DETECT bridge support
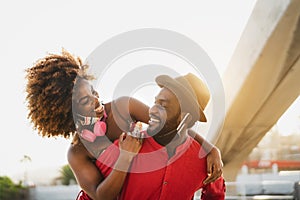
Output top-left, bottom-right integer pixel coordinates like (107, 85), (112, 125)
(215, 0), (300, 181)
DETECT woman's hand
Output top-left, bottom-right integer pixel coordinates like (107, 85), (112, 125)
(203, 147), (223, 185)
(119, 132), (143, 160)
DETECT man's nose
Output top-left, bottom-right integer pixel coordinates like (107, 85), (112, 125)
(149, 104), (159, 115)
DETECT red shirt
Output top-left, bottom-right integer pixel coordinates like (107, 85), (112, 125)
(96, 135), (225, 200)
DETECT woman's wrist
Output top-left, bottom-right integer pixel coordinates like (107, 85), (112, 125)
(113, 151), (135, 172)
(210, 146), (221, 155)
(119, 150), (136, 161)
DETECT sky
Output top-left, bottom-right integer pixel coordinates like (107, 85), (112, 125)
(0, 0), (298, 184)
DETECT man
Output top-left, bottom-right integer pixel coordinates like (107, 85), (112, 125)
(96, 73), (225, 199)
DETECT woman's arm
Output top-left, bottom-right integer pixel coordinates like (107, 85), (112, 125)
(68, 134), (142, 200)
(128, 97), (150, 123)
(188, 130), (223, 185)
(114, 96), (150, 125)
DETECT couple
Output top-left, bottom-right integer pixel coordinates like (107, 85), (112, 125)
(25, 50), (225, 199)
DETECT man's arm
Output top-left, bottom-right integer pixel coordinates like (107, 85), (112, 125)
(188, 130), (223, 184)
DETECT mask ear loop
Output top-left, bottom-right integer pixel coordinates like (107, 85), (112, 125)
(177, 113), (192, 134)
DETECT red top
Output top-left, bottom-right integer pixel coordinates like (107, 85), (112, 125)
(96, 135), (225, 200)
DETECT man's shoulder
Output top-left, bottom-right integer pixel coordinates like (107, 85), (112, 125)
(183, 134), (208, 159)
(186, 131), (201, 145)
(187, 129), (205, 147)
(187, 128), (198, 137)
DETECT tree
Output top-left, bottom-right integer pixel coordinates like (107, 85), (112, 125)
(20, 155), (32, 186)
(57, 164), (77, 185)
(0, 176), (29, 200)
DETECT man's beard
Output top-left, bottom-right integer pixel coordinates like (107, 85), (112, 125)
(147, 112), (181, 137)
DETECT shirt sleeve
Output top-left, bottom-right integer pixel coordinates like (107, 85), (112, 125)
(201, 177), (226, 200)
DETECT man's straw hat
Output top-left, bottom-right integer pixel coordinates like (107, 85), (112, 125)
(155, 73), (210, 122)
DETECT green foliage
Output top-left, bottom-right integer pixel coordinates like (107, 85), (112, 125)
(0, 176), (29, 200)
(57, 164), (77, 185)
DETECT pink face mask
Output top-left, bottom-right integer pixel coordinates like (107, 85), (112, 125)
(76, 111), (107, 142)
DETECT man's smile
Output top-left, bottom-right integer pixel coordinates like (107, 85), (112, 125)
(148, 115), (161, 126)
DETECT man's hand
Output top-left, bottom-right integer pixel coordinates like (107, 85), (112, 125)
(203, 147), (223, 185)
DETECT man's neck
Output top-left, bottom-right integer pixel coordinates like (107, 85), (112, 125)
(153, 129), (178, 146)
(153, 129), (188, 158)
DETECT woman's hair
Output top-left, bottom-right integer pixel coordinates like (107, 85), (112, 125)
(25, 50), (93, 138)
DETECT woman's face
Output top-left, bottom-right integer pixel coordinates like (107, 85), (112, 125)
(73, 79), (104, 118)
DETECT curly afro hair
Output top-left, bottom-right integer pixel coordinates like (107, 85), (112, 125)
(25, 50), (93, 138)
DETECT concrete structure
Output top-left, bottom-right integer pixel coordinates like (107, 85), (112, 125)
(215, 0), (300, 181)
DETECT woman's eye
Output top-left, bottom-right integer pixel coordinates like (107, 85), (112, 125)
(79, 97), (89, 105)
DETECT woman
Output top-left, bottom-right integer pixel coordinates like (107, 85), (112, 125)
(25, 50), (223, 200)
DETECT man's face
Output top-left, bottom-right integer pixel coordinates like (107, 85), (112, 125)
(147, 87), (182, 136)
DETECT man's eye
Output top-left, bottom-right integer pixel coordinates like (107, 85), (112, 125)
(156, 104), (166, 109)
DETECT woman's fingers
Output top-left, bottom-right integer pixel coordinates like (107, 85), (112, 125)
(119, 132), (126, 142)
(119, 133), (143, 154)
